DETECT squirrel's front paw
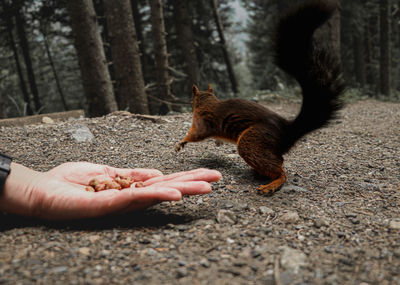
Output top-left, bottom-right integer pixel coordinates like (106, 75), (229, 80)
(215, 139), (224, 147)
(175, 142), (186, 152)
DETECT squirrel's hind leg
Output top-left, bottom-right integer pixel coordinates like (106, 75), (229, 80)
(256, 167), (287, 194)
(237, 126), (287, 194)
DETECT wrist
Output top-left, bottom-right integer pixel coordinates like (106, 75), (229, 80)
(0, 162), (41, 216)
(0, 153), (12, 194)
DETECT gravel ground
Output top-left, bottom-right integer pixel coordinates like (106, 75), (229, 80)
(0, 99), (399, 285)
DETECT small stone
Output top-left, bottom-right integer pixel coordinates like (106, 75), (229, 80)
(280, 246), (307, 274)
(280, 211), (300, 224)
(42, 116), (54, 124)
(281, 185), (309, 193)
(345, 213), (357, 218)
(53, 266), (68, 273)
(223, 203), (234, 209)
(339, 258), (353, 266)
(314, 218), (330, 228)
(68, 124), (94, 143)
(200, 258), (210, 268)
(259, 206), (274, 215)
(233, 260), (246, 267)
(178, 260), (187, 267)
(217, 210), (237, 225)
(78, 247), (91, 256)
(389, 219), (400, 230)
(88, 235), (101, 243)
(337, 231), (346, 238)
(194, 219), (215, 226)
(176, 268), (188, 278)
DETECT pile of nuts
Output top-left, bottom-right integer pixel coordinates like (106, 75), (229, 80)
(85, 175), (145, 192)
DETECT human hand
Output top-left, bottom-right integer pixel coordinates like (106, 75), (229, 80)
(0, 162), (221, 220)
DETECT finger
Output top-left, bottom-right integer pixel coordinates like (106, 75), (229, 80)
(123, 186), (182, 201)
(152, 181), (212, 195)
(144, 168), (221, 185)
(118, 186), (187, 213)
(79, 186), (182, 217)
(105, 167), (163, 181)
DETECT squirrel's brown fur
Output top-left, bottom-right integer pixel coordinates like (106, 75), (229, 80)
(175, 1), (345, 194)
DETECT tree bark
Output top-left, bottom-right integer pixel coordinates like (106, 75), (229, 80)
(0, 94), (6, 118)
(210, 0), (238, 94)
(104, 0), (149, 114)
(173, 0), (200, 97)
(149, 0), (174, 114)
(14, 0), (42, 113)
(40, 25), (69, 111)
(379, 0), (391, 96)
(67, 0), (118, 117)
(1, 0), (32, 115)
(365, 9), (380, 89)
(131, 0), (150, 81)
(353, 27), (366, 86)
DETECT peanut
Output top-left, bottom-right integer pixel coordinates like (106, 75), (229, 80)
(86, 175), (144, 192)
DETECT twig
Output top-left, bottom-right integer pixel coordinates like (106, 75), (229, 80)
(274, 256), (283, 285)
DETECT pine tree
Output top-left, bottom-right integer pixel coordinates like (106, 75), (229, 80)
(67, 0), (118, 117)
(104, 0), (149, 114)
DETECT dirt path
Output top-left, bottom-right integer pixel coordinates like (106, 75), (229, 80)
(0, 100), (399, 284)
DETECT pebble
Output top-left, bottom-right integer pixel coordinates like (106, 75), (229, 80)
(217, 210), (237, 224)
(88, 235), (101, 243)
(176, 268), (188, 278)
(68, 124), (94, 143)
(280, 246), (307, 274)
(53, 266), (68, 273)
(78, 247), (91, 256)
(42, 116), (54, 124)
(314, 217), (330, 228)
(389, 219), (400, 230)
(280, 211), (300, 224)
(200, 258), (210, 268)
(281, 185), (309, 193)
(259, 206), (274, 215)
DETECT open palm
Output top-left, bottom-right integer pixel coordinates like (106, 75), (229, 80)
(1, 162), (221, 220)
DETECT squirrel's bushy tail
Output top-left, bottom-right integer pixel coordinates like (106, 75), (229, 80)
(275, 0), (345, 154)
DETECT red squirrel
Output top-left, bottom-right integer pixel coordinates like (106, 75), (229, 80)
(175, 1), (345, 194)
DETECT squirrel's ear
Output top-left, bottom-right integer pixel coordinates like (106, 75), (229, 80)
(207, 84), (213, 93)
(192, 84), (200, 95)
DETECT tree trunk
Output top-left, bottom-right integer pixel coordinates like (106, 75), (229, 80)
(96, 0), (116, 97)
(104, 0), (149, 114)
(1, 0), (33, 115)
(0, 94), (6, 118)
(131, 0), (150, 81)
(364, 12), (375, 87)
(67, 0), (118, 117)
(210, 0), (238, 94)
(173, 0), (200, 97)
(41, 25), (69, 111)
(14, 0), (42, 113)
(379, 0), (391, 96)
(149, 0), (175, 114)
(353, 27), (366, 86)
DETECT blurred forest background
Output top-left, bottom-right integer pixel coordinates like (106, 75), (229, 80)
(0, 0), (399, 118)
